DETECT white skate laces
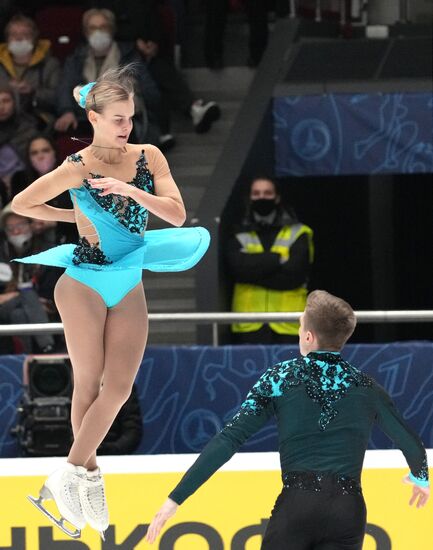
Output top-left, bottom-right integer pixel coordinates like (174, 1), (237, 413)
(62, 466), (85, 512)
(79, 468), (109, 539)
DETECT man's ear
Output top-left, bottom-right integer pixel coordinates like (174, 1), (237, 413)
(306, 330), (314, 344)
(136, 38), (145, 52)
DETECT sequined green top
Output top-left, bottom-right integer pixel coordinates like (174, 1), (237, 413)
(169, 351), (429, 505)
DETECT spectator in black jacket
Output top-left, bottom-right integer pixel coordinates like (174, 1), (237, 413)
(54, 8), (161, 143)
(0, 83), (38, 163)
(226, 176), (314, 345)
(0, 202), (59, 353)
(136, 29), (220, 149)
(10, 135), (77, 244)
(0, 13), (60, 124)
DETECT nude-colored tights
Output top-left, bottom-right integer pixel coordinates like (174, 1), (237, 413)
(54, 274), (148, 470)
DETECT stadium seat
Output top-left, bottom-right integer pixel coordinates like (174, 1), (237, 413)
(34, 5), (85, 62)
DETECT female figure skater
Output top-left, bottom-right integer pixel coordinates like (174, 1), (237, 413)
(11, 65), (209, 540)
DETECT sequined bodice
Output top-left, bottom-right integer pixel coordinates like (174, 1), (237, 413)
(228, 352), (373, 431)
(82, 151), (154, 234)
(67, 150), (154, 268)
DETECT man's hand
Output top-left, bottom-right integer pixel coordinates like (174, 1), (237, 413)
(145, 498), (178, 544)
(54, 112), (78, 133)
(403, 475), (430, 508)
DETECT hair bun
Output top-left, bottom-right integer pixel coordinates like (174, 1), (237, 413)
(73, 85), (83, 105)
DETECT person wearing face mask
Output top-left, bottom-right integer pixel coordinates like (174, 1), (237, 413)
(0, 14), (60, 124)
(0, 203), (56, 353)
(226, 176), (314, 344)
(11, 135), (77, 244)
(0, 84), (38, 164)
(55, 8), (160, 144)
(0, 144), (25, 208)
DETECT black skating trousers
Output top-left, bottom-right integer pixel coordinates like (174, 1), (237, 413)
(261, 477), (366, 550)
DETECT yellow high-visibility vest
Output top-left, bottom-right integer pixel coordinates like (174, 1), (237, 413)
(231, 224), (314, 335)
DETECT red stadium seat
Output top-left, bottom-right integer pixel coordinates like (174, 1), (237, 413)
(54, 133), (91, 160)
(157, 2), (177, 59)
(34, 5), (85, 62)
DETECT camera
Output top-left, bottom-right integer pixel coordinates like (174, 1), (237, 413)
(12, 355), (73, 456)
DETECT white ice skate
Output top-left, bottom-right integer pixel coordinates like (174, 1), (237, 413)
(28, 463), (87, 538)
(79, 468), (109, 540)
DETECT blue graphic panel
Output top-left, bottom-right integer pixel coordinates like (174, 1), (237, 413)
(1, 343), (432, 457)
(273, 93), (433, 176)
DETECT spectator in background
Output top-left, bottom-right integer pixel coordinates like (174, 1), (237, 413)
(136, 29), (220, 149)
(204, 0), (289, 69)
(84, 0), (161, 45)
(0, 83), (38, 164)
(0, 14), (60, 126)
(54, 8), (161, 144)
(0, 143), (24, 209)
(11, 135), (77, 244)
(0, 203), (59, 353)
(227, 176), (314, 344)
(98, 384), (143, 455)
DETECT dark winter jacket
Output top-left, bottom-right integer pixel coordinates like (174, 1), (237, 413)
(0, 39), (60, 115)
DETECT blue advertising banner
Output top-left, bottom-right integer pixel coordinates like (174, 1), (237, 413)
(273, 93), (433, 176)
(1, 342), (432, 457)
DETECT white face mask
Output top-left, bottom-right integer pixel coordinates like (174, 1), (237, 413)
(7, 232), (31, 249)
(88, 30), (112, 53)
(8, 39), (34, 57)
(31, 154), (56, 175)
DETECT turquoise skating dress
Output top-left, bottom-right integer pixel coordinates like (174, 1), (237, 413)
(14, 146), (210, 307)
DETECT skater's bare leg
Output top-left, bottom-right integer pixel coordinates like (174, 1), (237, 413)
(67, 282), (148, 467)
(54, 274), (107, 471)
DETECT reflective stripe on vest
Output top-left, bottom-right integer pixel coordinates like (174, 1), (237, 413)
(232, 224), (314, 335)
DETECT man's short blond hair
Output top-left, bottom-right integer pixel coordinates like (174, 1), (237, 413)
(304, 290), (356, 350)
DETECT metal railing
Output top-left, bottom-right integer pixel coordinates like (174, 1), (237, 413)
(1, 310), (433, 346)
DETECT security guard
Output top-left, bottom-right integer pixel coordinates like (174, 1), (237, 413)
(227, 176), (313, 344)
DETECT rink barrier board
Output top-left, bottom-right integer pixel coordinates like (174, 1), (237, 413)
(0, 449), (432, 550)
(2, 342), (433, 457)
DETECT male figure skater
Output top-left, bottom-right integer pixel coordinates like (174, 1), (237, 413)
(146, 290), (430, 549)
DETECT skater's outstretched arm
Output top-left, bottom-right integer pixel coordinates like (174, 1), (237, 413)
(374, 381), (430, 506)
(145, 367), (277, 543)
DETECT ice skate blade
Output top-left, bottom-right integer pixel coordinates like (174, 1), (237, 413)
(27, 494), (82, 539)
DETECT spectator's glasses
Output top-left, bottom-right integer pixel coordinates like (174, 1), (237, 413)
(4, 222), (31, 234)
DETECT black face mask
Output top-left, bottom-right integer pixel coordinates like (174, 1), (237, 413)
(251, 198), (277, 216)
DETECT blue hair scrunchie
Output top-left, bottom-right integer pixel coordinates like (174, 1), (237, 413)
(78, 82), (96, 108)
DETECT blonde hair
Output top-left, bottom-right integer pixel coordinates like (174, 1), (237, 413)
(304, 290), (356, 350)
(73, 65), (136, 113)
(82, 8), (116, 35)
